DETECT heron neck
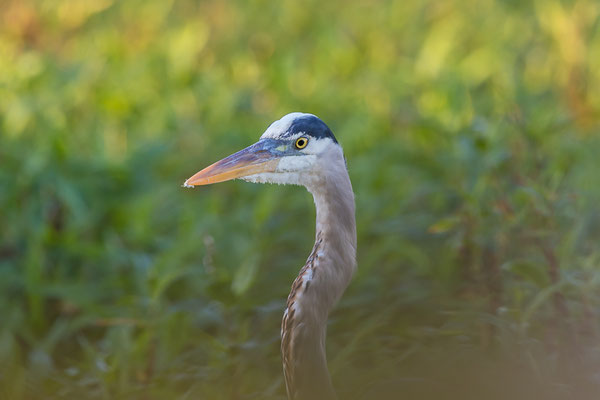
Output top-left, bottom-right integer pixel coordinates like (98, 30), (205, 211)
(311, 170), (357, 306)
(285, 168), (355, 400)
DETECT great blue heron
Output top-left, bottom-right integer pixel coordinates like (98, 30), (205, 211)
(184, 113), (356, 400)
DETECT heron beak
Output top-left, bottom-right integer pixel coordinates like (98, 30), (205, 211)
(184, 140), (282, 187)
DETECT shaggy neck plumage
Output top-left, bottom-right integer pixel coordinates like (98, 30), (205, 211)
(287, 164), (356, 400)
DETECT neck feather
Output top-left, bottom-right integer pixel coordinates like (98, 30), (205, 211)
(310, 167), (357, 312)
(282, 159), (356, 400)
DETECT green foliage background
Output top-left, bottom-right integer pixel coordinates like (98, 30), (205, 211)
(1, 0), (600, 398)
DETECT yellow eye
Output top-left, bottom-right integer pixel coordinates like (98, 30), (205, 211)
(295, 137), (308, 149)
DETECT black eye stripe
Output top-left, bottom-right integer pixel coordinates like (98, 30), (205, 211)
(283, 115), (338, 144)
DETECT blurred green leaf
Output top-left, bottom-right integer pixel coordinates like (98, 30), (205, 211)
(501, 259), (550, 287)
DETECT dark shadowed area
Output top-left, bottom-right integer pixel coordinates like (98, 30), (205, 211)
(1, 0), (600, 399)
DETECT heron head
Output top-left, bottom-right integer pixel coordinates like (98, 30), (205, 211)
(184, 113), (344, 189)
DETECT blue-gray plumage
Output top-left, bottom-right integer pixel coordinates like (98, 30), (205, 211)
(185, 113), (356, 400)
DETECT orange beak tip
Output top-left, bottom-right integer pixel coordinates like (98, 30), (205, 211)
(183, 141), (280, 189)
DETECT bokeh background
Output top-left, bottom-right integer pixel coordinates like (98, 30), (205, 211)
(1, 0), (600, 399)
